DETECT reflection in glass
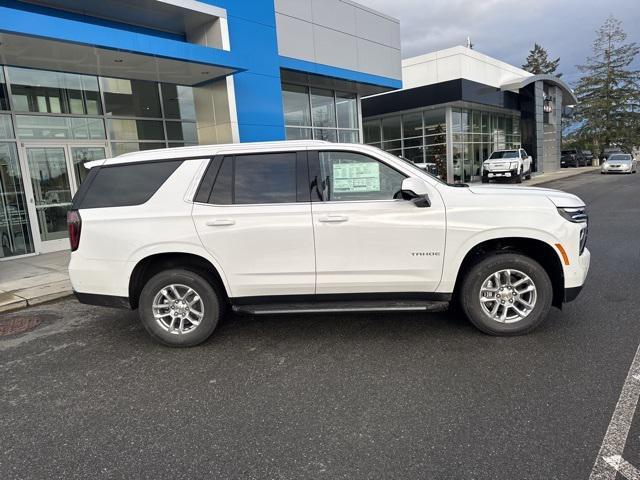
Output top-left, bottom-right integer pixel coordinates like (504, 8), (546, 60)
(282, 84), (311, 127)
(161, 84), (196, 120)
(336, 92), (357, 129)
(107, 119), (165, 141)
(9, 67), (101, 115)
(402, 112), (423, 138)
(101, 77), (161, 118)
(71, 147), (106, 185)
(110, 142), (166, 157)
(338, 130), (359, 143)
(310, 88), (336, 128)
(363, 120), (381, 143)
(26, 147), (72, 242)
(313, 129), (337, 142)
(166, 122), (198, 143)
(0, 69), (8, 111)
(285, 127), (312, 140)
(0, 142), (34, 257)
(0, 114), (14, 139)
(15, 115), (105, 140)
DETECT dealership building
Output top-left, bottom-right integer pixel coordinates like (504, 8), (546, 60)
(0, 0), (401, 259)
(361, 46), (578, 183)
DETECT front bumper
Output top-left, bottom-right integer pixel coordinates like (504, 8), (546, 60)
(484, 168), (518, 179)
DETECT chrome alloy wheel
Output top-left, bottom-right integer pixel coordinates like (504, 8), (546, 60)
(152, 284), (204, 335)
(479, 269), (537, 323)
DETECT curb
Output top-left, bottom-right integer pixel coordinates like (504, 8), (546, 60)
(0, 283), (74, 314)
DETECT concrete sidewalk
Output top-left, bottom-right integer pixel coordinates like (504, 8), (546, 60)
(0, 166), (599, 314)
(524, 166), (599, 186)
(0, 250), (72, 313)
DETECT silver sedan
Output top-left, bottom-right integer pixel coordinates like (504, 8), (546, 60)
(601, 154), (638, 174)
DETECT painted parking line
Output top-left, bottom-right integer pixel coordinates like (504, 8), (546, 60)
(589, 342), (640, 480)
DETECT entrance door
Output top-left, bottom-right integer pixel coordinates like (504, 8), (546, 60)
(23, 144), (106, 253)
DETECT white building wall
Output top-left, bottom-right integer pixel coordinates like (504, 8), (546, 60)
(274, 0), (401, 80)
(402, 46), (532, 89)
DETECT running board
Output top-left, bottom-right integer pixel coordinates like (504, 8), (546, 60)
(232, 300), (449, 315)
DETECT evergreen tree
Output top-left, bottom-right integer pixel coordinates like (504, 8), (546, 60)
(573, 16), (640, 154)
(522, 43), (561, 76)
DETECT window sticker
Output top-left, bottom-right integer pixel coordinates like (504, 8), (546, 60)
(332, 162), (380, 193)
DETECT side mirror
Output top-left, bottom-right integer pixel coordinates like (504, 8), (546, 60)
(400, 177), (431, 208)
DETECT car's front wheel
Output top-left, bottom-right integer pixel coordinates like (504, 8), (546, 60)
(460, 253), (553, 336)
(138, 269), (222, 347)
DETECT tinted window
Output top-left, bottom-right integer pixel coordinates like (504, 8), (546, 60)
(315, 151), (405, 202)
(75, 160), (182, 209)
(489, 151), (518, 159)
(209, 156), (233, 205)
(234, 153), (297, 204)
(608, 154), (631, 161)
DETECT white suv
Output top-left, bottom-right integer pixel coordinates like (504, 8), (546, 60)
(482, 149), (533, 183)
(68, 141), (590, 347)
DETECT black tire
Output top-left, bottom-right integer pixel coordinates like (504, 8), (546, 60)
(459, 253), (553, 336)
(515, 171), (523, 184)
(138, 268), (222, 347)
(481, 176), (489, 184)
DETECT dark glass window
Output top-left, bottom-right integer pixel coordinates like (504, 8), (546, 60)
(233, 153), (297, 204)
(0, 69), (8, 111)
(209, 156), (233, 205)
(100, 77), (161, 118)
(166, 122), (198, 142)
(161, 84), (196, 120)
(76, 161), (182, 209)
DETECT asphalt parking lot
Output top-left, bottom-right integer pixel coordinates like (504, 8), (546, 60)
(1, 171), (639, 480)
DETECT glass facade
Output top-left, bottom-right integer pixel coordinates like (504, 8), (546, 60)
(364, 108), (447, 179)
(0, 65), (202, 259)
(364, 104), (520, 183)
(282, 83), (359, 143)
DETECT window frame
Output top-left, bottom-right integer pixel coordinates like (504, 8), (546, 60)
(195, 151), (310, 206)
(308, 149), (408, 204)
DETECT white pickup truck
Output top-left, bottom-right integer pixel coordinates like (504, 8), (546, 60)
(482, 149), (533, 184)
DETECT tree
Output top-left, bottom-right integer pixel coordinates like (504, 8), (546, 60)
(522, 43), (561, 77)
(573, 16), (640, 155)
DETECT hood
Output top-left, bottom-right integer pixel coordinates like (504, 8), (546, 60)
(468, 184), (585, 208)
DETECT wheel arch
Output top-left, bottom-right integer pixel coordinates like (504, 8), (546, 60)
(452, 237), (565, 308)
(128, 252), (230, 309)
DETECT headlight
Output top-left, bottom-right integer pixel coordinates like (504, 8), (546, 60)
(557, 206), (588, 223)
(510, 161), (519, 169)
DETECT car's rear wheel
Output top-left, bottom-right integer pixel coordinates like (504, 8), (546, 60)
(460, 253), (553, 336)
(139, 268), (222, 347)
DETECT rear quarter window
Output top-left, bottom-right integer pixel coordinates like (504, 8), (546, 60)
(73, 160), (183, 209)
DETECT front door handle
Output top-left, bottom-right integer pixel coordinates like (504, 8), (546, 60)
(318, 215), (348, 223)
(206, 219), (235, 227)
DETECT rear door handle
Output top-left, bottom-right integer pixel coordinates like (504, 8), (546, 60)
(206, 219), (235, 227)
(318, 215), (348, 223)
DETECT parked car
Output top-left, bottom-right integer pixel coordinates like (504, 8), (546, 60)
(68, 141), (590, 346)
(582, 150), (594, 165)
(561, 149), (587, 167)
(481, 148), (533, 183)
(601, 153), (637, 174)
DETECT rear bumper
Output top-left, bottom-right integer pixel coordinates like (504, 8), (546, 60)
(74, 291), (131, 309)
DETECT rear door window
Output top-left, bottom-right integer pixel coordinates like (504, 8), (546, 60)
(206, 152), (305, 205)
(73, 160), (182, 209)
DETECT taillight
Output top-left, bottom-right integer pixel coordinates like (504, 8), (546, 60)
(67, 210), (82, 251)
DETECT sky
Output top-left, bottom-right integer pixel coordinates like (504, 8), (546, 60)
(365, 0), (640, 86)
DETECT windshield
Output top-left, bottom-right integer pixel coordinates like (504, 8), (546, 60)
(489, 150), (518, 159)
(608, 154), (632, 161)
